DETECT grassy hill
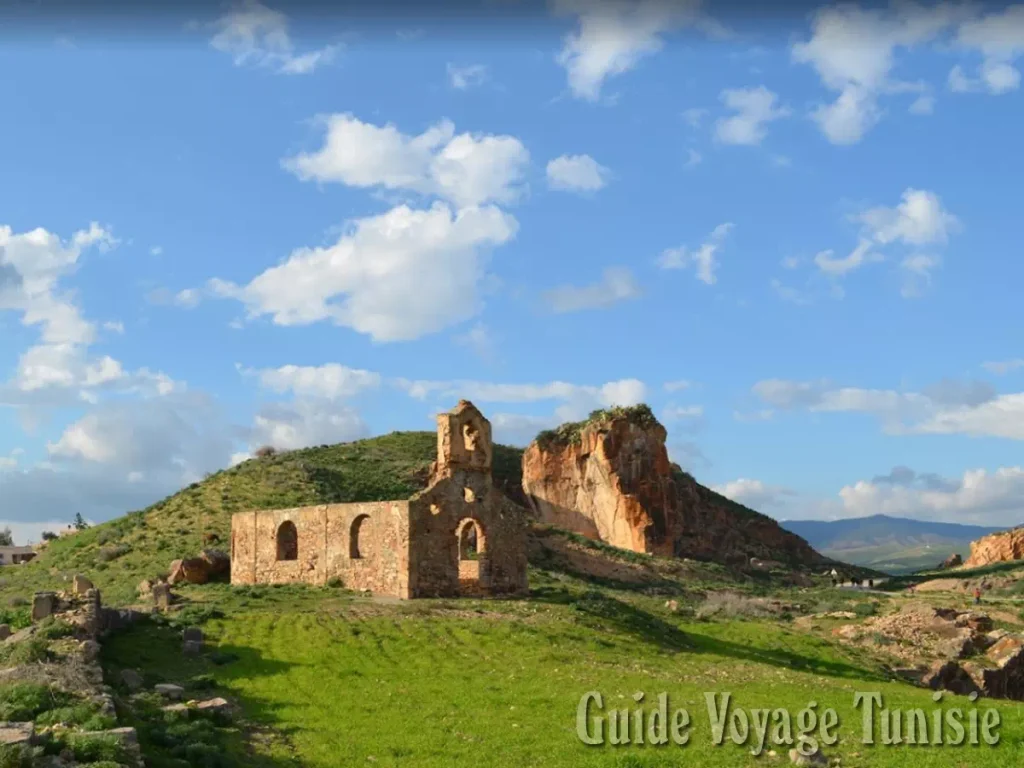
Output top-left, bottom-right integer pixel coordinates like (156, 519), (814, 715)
(780, 514), (1002, 574)
(0, 431), (525, 607)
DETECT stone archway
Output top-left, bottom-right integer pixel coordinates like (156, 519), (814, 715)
(456, 518), (487, 595)
(276, 521), (298, 561)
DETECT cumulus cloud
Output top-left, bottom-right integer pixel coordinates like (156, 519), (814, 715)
(210, 203), (517, 342)
(657, 222), (733, 284)
(950, 6), (1024, 95)
(282, 114), (530, 209)
(395, 375), (647, 423)
(792, 3), (966, 143)
(751, 376), (1024, 440)
(553, 0), (701, 101)
(542, 267), (640, 313)
(839, 465), (1024, 526)
(808, 188), (958, 293)
(244, 363), (382, 400)
(210, 0), (339, 75)
(714, 86), (789, 145)
(248, 400), (368, 451)
(546, 154), (611, 192)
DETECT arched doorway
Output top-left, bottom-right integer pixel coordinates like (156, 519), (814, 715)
(455, 518), (487, 595)
(350, 514), (370, 560)
(276, 521), (298, 561)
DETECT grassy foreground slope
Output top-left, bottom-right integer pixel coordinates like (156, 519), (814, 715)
(0, 432), (525, 607)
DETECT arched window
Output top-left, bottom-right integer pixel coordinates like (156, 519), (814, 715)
(350, 515), (370, 559)
(276, 521), (298, 561)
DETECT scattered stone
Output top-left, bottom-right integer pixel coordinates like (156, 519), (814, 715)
(120, 669), (143, 690)
(664, 600), (679, 612)
(31, 591), (57, 622)
(152, 582), (173, 611)
(0, 721), (33, 747)
(183, 627), (204, 644)
(199, 549), (231, 578)
(789, 745), (827, 766)
(0, 624), (10, 641)
(79, 640), (101, 663)
(162, 703), (189, 714)
(194, 697), (231, 715)
(183, 641), (204, 655)
(137, 579), (153, 596)
(71, 574), (94, 596)
(155, 683), (185, 700)
(168, 557), (212, 585)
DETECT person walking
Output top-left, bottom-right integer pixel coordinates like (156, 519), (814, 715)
(974, 586), (982, 605)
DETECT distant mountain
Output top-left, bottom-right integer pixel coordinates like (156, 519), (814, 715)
(779, 514), (1005, 574)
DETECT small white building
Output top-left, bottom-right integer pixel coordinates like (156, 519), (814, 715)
(0, 546), (37, 566)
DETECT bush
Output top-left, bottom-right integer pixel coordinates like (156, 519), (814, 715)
(695, 592), (772, 621)
(853, 601), (879, 618)
(60, 733), (126, 764)
(326, 576), (344, 588)
(36, 617), (78, 640)
(0, 637), (51, 666)
(98, 543), (131, 562)
(0, 745), (35, 768)
(254, 445), (277, 459)
(0, 683), (72, 721)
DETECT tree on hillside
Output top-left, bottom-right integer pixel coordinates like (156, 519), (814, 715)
(0, 527), (13, 546)
(254, 445), (277, 459)
(41, 531), (58, 541)
(73, 513), (90, 531)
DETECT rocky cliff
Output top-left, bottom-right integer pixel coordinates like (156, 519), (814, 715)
(965, 527), (1024, 568)
(521, 405), (824, 567)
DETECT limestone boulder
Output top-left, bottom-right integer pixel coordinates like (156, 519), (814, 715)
(0, 722), (33, 747)
(152, 582), (173, 611)
(0, 624), (10, 641)
(31, 592), (57, 622)
(199, 549), (230, 579)
(167, 557), (211, 585)
(71, 574), (94, 596)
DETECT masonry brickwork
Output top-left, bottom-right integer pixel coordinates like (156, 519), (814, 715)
(230, 401), (529, 598)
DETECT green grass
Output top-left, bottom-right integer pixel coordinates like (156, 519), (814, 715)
(100, 582), (1023, 768)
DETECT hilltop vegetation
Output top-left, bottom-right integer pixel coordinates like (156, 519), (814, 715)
(0, 431), (525, 606)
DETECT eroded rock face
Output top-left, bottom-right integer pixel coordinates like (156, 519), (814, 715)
(940, 553), (963, 569)
(521, 411), (823, 566)
(965, 528), (1024, 568)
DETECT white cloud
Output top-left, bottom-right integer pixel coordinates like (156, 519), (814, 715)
(489, 413), (559, 447)
(554, 0), (700, 101)
(792, 3), (965, 143)
(983, 359), (1024, 375)
(210, 0), (339, 75)
(951, 6), (1024, 95)
(282, 114), (530, 209)
(546, 154), (611, 192)
(150, 246), (163, 256)
(248, 399), (368, 451)
(663, 380), (691, 392)
(210, 202), (517, 342)
(102, 320), (125, 334)
(662, 404), (704, 429)
(542, 267), (640, 312)
(838, 465), (1024, 526)
(858, 188), (960, 246)
(751, 376), (1024, 441)
(395, 376), (647, 422)
(657, 222), (733, 284)
(246, 363), (382, 400)
(813, 239), (879, 277)
(714, 86), (789, 145)
(712, 478), (796, 509)
(447, 63), (488, 90)
(684, 148), (702, 167)
(682, 107), (708, 128)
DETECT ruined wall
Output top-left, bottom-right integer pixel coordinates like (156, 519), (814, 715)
(407, 472), (528, 598)
(230, 502), (410, 597)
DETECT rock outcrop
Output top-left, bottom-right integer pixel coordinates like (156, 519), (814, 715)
(965, 527), (1024, 568)
(939, 553), (963, 569)
(521, 406), (824, 566)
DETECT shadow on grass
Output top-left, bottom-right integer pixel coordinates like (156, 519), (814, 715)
(101, 618), (303, 768)
(532, 586), (885, 683)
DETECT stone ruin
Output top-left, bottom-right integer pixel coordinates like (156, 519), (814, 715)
(230, 400), (529, 598)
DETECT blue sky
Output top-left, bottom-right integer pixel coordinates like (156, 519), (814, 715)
(2, 0), (1024, 542)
